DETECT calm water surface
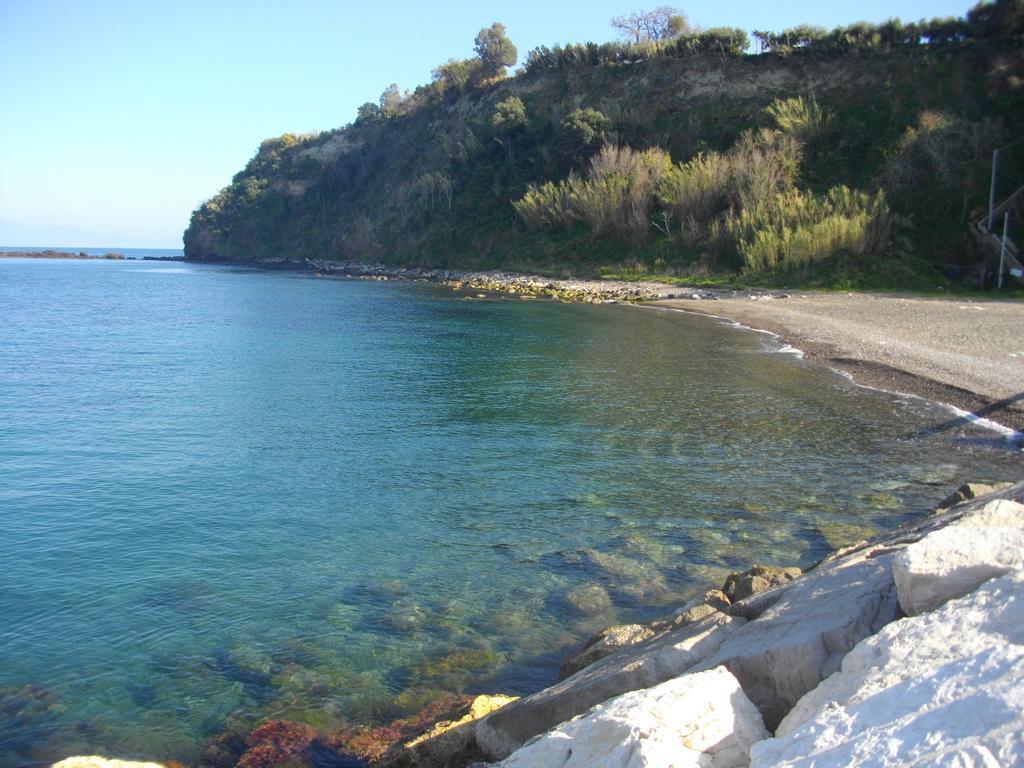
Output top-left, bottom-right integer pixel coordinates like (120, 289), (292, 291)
(0, 258), (1020, 764)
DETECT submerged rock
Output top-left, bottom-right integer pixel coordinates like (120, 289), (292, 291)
(721, 565), (801, 603)
(236, 720), (318, 768)
(752, 569), (1024, 767)
(498, 667), (767, 768)
(564, 583), (613, 615)
(582, 548), (664, 584)
(814, 520), (878, 551)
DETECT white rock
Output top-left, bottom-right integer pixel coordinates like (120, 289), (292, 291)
(476, 613), (744, 759)
(894, 499), (1024, 616)
(957, 497), (1024, 528)
(751, 569), (1024, 768)
(52, 759), (166, 768)
(498, 667), (767, 768)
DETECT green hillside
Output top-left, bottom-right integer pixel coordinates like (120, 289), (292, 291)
(183, 1), (1024, 289)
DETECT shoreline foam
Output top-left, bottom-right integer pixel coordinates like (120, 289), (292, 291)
(639, 303), (1023, 444)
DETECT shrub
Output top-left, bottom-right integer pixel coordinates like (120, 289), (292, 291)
(560, 108), (612, 158)
(655, 152), (733, 239)
(431, 58), (485, 94)
(763, 96), (832, 141)
(882, 111), (1002, 221)
(655, 129), (800, 238)
(728, 186), (893, 272)
(514, 145), (671, 242)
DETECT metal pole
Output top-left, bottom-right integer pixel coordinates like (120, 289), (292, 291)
(988, 148), (999, 232)
(998, 210), (1010, 289)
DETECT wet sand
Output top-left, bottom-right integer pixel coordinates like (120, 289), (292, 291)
(649, 292), (1024, 434)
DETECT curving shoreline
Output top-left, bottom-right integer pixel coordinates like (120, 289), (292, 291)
(297, 259), (1024, 437)
(649, 293), (1024, 436)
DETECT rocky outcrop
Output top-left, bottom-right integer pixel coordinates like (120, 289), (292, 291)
(497, 667), (767, 768)
(558, 589), (733, 679)
(476, 612), (744, 759)
(558, 623), (657, 679)
(893, 498), (1024, 616)
(692, 545), (902, 730)
(936, 481), (1013, 510)
(751, 569), (1024, 767)
(378, 695), (517, 768)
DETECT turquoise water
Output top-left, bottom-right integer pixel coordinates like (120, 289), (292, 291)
(0, 258), (1019, 765)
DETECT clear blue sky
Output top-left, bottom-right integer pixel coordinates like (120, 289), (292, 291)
(0, 0), (975, 248)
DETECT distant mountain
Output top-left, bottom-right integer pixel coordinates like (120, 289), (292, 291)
(0, 220), (114, 248)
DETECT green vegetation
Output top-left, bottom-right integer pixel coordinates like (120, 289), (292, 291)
(491, 96), (527, 160)
(184, 1), (1024, 290)
(474, 22), (518, 79)
(611, 6), (690, 43)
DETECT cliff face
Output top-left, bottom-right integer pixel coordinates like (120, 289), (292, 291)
(183, 34), (1023, 278)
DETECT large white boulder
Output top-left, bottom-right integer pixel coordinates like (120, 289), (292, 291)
(52, 760), (166, 768)
(750, 569), (1024, 767)
(476, 612), (744, 759)
(893, 499), (1024, 616)
(498, 666), (767, 768)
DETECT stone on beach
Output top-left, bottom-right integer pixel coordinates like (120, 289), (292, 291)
(497, 667), (767, 768)
(751, 569), (1024, 768)
(475, 612), (744, 759)
(893, 498), (1024, 616)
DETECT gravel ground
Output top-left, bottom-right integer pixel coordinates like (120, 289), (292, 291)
(650, 292), (1024, 434)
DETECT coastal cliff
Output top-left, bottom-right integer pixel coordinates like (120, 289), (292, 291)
(183, 2), (1024, 289)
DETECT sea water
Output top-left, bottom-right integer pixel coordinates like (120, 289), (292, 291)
(0, 258), (1019, 764)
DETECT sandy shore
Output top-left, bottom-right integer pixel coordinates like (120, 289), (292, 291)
(650, 293), (1024, 434)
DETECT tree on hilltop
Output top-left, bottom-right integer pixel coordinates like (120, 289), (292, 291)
(474, 22), (518, 79)
(431, 57), (486, 94)
(379, 83), (404, 118)
(356, 102), (380, 122)
(611, 6), (690, 43)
